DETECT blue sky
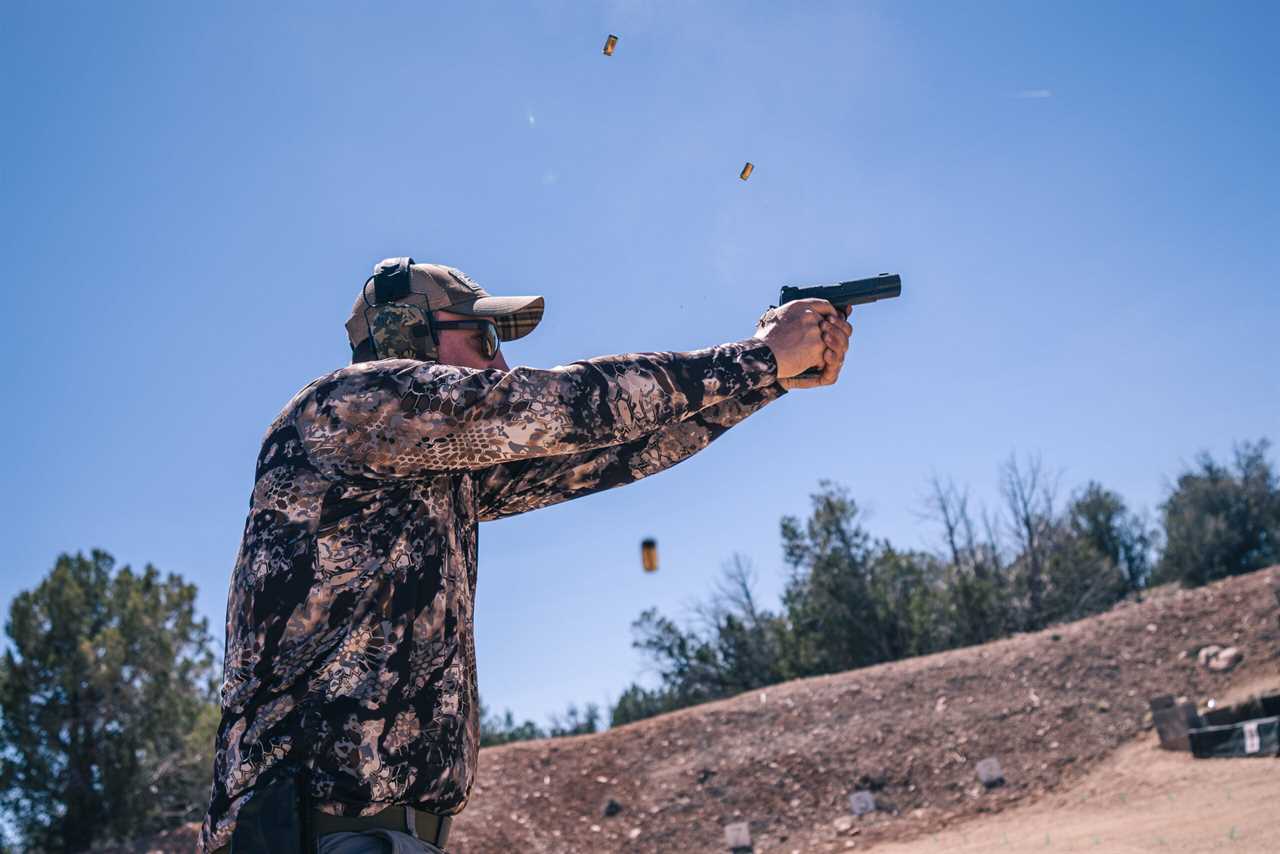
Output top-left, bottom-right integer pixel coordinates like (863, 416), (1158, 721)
(2, 1), (1277, 727)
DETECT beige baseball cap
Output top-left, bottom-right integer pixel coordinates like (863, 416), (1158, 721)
(345, 257), (545, 350)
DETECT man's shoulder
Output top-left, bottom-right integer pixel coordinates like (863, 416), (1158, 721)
(295, 359), (425, 400)
(322, 357), (425, 384)
(283, 359), (478, 419)
(321, 358), (475, 384)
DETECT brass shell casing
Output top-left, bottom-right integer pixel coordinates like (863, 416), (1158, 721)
(640, 538), (658, 572)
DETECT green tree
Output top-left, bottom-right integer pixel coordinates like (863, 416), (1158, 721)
(1067, 481), (1155, 595)
(779, 481), (888, 674)
(998, 461), (1146, 627)
(781, 484), (953, 671)
(1155, 439), (1280, 586)
(701, 556), (793, 690)
(609, 683), (684, 728)
(478, 697), (603, 746)
(1023, 481), (1155, 625)
(864, 546), (951, 658)
(926, 476), (1014, 646)
(999, 454), (1057, 630)
(477, 697), (545, 747)
(1038, 518), (1129, 624)
(0, 550), (218, 853)
(546, 702), (601, 738)
(614, 556), (791, 725)
(627, 607), (727, 705)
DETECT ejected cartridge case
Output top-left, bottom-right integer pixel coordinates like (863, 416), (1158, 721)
(739, 162), (754, 180)
(603, 34), (618, 56)
(640, 538), (658, 572)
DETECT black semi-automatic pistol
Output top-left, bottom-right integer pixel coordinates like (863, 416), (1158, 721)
(776, 273), (902, 379)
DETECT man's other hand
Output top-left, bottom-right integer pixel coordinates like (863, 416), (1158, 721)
(753, 300), (852, 389)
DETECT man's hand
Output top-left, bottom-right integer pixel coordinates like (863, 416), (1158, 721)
(753, 300), (852, 390)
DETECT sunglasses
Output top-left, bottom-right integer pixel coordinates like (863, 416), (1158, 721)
(432, 319), (501, 360)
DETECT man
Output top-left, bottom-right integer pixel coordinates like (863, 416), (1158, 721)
(199, 258), (852, 854)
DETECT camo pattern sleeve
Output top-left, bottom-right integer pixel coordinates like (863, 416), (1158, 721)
(297, 339), (781, 477)
(474, 383), (786, 521)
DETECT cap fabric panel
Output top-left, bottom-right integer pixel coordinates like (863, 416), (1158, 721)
(345, 261), (544, 349)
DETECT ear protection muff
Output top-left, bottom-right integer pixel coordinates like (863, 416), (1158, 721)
(359, 256), (441, 361)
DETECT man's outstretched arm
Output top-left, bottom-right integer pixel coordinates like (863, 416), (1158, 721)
(297, 340), (781, 478)
(296, 299), (847, 480)
(473, 382), (786, 521)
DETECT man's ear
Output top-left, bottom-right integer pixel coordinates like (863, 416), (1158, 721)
(369, 304), (437, 361)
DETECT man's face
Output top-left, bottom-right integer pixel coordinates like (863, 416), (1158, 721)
(434, 309), (510, 371)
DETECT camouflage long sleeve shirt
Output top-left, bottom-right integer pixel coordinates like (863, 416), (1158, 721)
(198, 339), (784, 852)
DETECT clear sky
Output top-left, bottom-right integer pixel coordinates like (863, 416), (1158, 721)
(2, 1), (1277, 727)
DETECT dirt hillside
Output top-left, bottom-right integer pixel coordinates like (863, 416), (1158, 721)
(110, 567), (1279, 853)
(447, 566), (1279, 853)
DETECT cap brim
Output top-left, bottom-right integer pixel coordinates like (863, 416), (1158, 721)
(448, 295), (544, 341)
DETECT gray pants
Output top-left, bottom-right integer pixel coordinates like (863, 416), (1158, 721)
(317, 830), (446, 854)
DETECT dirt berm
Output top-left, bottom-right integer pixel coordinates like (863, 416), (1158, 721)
(448, 567), (1279, 853)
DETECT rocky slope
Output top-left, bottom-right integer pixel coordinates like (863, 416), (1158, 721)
(448, 567), (1279, 853)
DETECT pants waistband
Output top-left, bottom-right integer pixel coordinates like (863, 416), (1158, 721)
(210, 804), (452, 854)
(314, 804), (451, 846)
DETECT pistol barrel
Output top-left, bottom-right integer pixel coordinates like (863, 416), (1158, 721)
(778, 273), (902, 307)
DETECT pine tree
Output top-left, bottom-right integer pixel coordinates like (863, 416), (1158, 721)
(0, 550), (218, 853)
